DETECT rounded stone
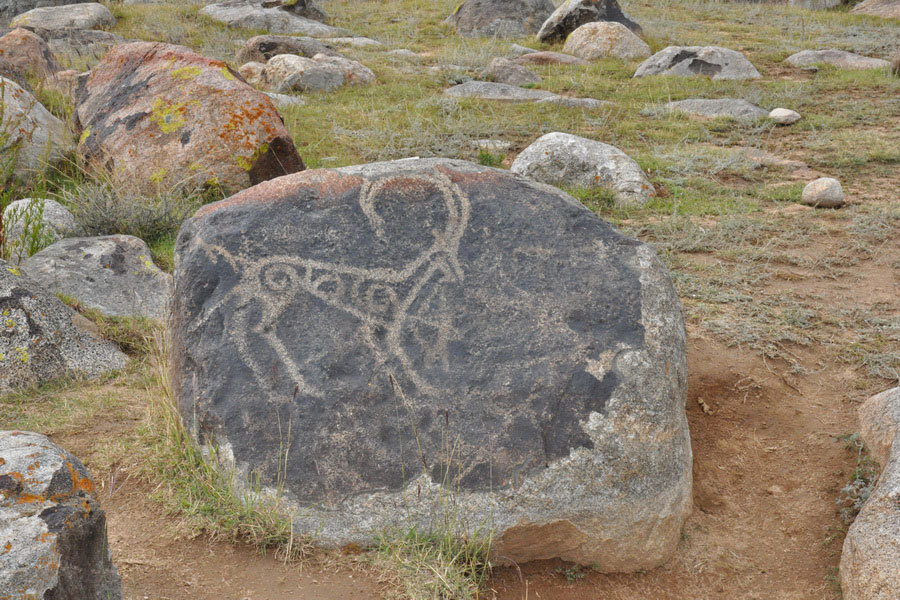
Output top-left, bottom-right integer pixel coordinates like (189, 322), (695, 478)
(562, 21), (651, 61)
(172, 158), (691, 569)
(769, 107), (802, 125)
(1, 198), (76, 263)
(801, 177), (844, 208)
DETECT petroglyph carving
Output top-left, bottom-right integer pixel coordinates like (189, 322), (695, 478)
(188, 171), (471, 399)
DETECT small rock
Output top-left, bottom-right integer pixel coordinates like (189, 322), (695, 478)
(386, 49), (418, 58)
(766, 485), (784, 495)
(515, 50), (589, 65)
(22, 235), (173, 320)
(511, 132), (654, 206)
(263, 53), (375, 92)
(851, 0), (900, 18)
(236, 34), (340, 64)
(537, 0), (642, 42)
(0, 259), (127, 391)
(661, 98), (767, 121)
(0, 28), (60, 87)
(635, 46), (761, 80)
(562, 21), (650, 60)
(472, 138), (513, 152)
(537, 96), (609, 109)
(769, 108), (801, 125)
(1, 198), (76, 263)
(481, 57), (541, 85)
(200, 0), (346, 37)
(0, 75), (72, 185)
(449, 0), (556, 38)
(509, 43), (539, 57)
(321, 36), (383, 48)
(785, 49), (890, 70)
(238, 60), (266, 86)
(10, 2), (115, 30)
(801, 177), (844, 208)
(444, 80), (557, 102)
(265, 91), (306, 107)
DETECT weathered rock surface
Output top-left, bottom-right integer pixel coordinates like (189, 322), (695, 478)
(238, 60), (265, 86)
(0, 431), (122, 600)
(0, 259), (126, 391)
(449, 0), (555, 37)
(263, 53), (375, 92)
(662, 98), (767, 121)
(444, 80), (558, 101)
(22, 235), (172, 320)
(801, 177), (844, 208)
(75, 42), (304, 195)
(769, 107), (801, 125)
(790, 0), (841, 8)
(39, 28), (123, 65)
(515, 50), (589, 65)
(0, 75), (72, 184)
(481, 57), (541, 85)
(0, 27), (59, 86)
(841, 387), (900, 600)
(172, 157), (691, 568)
(0, 0), (69, 24)
(538, 0), (642, 42)
(236, 34), (340, 65)
(851, 0), (900, 18)
(635, 46), (762, 80)
(562, 21), (651, 60)
(858, 387), (900, 467)
(9, 2), (114, 30)
(2, 198), (76, 263)
(200, 0), (344, 37)
(511, 132), (654, 205)
(785, 49), (890, 70)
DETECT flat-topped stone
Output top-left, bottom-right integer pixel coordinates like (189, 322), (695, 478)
(785, 49), (890, 70)
(635, 46), (761, 80)
(662, 98), (768, 121)
(444, 80), (558, 101)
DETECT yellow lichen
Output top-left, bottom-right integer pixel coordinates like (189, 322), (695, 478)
(79, 126), (91, 145)
(5, 266), (21, 276)
(149, 168), (167, 184)
(172, 66), (203, 80)
(235, 142), (270, 171)
(15, 347), (28, 363)
(149, 97), (188, 134)
(221, 67), (236, 81)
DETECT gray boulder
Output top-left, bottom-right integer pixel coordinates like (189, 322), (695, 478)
(841, 387), (900, 600)
(562, 21), (650, 60)
(262, 53), (375, 92)
(172, 158), (691, 568)
(851, 0), (900, 18)
(515, 50), (590, 65)
(444, 80), (558, 101)
(1, 197), (76, 263)
(0, 75), (73, 184)
(39, 28), (124, 66)
(0, 431), (122, 600)
(0, 0), (69, 24)
(236, 34), (340, 64)
(481, 57), (541, 85)
(200, 0), (344, 37)
(634, 46), (762, 80)
(9, 3), (114, 30)
(511, 132), (654, 206)
(661, 98), (768, 121)
(0, 258), (126, 391)
(449, 0), (555, 37)
(769, 107), (801, 125)
(785, 49), (890, 70)
(22, 235), (172, 320)
(537, 0), (642, 42)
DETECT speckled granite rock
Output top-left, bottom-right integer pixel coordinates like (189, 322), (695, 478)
(75, 42), (304, 195)
(0, 258), (126, 392)
(22, 235), (172, 320)
(0, 431), (121, 600)
(661, 98), (767, 121)
(172, 158), (691, 569)
(449, 0), (555, 37)
(9, 2), (115, 30)
(785, 49), (890, 70)
(635, 46), (761, 80)
(537, 0), (642, 42)
(841, 387), (900, 600)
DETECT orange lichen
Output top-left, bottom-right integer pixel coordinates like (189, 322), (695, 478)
(67, 461), (95, 495)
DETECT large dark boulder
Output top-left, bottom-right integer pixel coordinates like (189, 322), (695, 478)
(537, 0), (642, 42)
(75, 41), (304, 195)
(172, 158), (691, 569)
(0, 431), (122, 600)
(449, 0), (555, 38)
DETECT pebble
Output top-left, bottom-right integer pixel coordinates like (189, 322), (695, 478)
(769, 108), (801, 125)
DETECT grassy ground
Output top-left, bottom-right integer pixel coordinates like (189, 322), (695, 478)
(2, 0), (899, 598)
